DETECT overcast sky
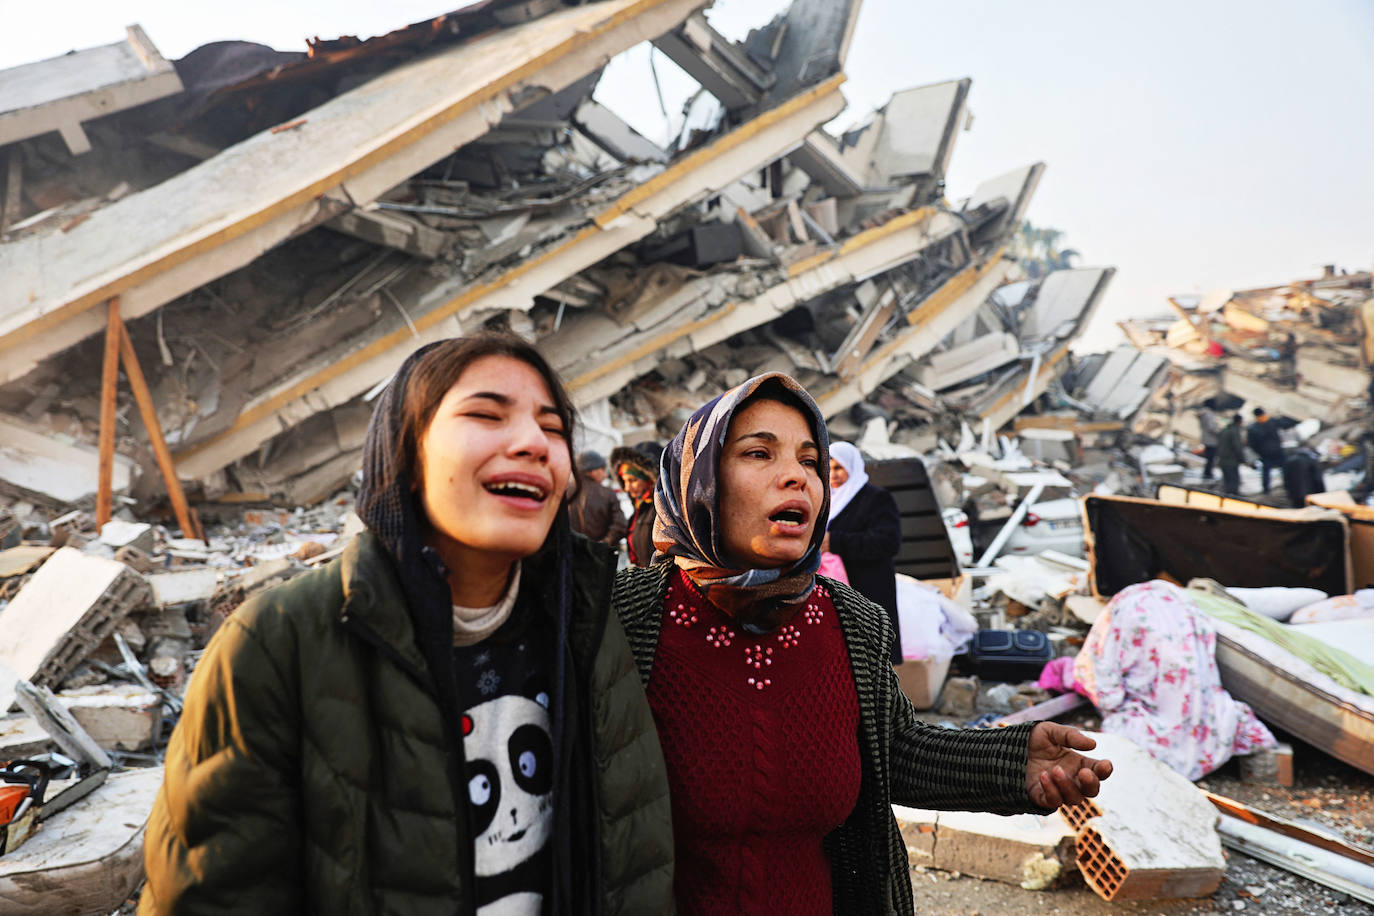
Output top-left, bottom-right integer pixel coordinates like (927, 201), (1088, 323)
(6, 0), (1372, 350)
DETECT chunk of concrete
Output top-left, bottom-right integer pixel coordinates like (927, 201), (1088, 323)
(1059, 732), (1225, 901)
(0, 547), (151, 689)
(146, 568), (219, 607)
(895, 806), (1077, 890)
(97, 520), (154, 553)
(59, 684), (160, 751)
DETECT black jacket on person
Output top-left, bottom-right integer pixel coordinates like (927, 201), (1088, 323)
(827, 483), (902, 642)
(1246, 418), (1285, 460)
(1282, 448), (1326, 508)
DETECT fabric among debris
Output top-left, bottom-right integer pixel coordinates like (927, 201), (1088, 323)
(1073, 580), (1277, 780)
(1187, 587), (1374, 696)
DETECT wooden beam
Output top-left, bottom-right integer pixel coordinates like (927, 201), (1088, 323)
(115, 318), (202, 541)
(95, 298), (121, 526)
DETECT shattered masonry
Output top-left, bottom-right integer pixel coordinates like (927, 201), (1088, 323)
(0, 0), (1113, 509)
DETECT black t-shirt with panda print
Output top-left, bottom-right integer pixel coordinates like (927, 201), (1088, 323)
(453, 603), (555, 916)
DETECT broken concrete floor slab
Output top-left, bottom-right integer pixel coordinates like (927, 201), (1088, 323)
(0, 547), (151, 689)
(895, 805), (1078, 890)
(1060, 732), (1226, 901)
(0, 767), (162, 915)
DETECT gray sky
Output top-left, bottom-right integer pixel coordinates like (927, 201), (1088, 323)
(6, 0), (1372, 351)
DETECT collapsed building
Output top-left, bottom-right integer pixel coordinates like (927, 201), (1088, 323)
(0, 0), (1116, 514)
(1120, 269), (1374, 447)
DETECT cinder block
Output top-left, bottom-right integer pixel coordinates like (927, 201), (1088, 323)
(0, 548), (151, 689)
(1060, 732), (1225, 902)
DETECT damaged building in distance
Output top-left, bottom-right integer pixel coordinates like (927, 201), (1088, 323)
(0, 0), (1113, 513)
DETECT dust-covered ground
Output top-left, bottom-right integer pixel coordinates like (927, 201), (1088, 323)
(908, 724), (1374, 916)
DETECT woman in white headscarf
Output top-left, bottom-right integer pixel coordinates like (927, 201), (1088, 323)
(823, 442), (903, 661)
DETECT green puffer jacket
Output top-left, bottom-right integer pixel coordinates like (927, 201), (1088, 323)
(614, 562), (1041, 916)
(141, 531), (674, 915)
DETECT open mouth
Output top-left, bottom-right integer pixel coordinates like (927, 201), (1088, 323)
(769, 508), (808, 525)
(507, 828), (527, 842)
(483, 481), (549, 502)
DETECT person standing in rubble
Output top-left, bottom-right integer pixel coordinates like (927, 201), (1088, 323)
(570, 450), (628, 547)
(1217, 413), (1246, 495)
(141, 333), (673, 915)
(612, 444), (659, 567)
(1197, 401), (1221, 481)
(614, 372), (1113, 916)
(1282, 441), (1326, 508)
(823, 441), (902, 662)
(1246, 407), (1286, 495)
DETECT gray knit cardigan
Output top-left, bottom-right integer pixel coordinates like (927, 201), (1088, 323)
(613, 561), (1043, 916)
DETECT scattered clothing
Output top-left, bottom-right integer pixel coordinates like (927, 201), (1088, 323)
(1073, 580), (1276, 780)
(1290, 589), (1374, 624)
(1188, 586), (1374, 696)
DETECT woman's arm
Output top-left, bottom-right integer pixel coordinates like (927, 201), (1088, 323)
(886, 670), (1041, 815)
(141, 605), (304, 914)
(827, 486), (900, 560)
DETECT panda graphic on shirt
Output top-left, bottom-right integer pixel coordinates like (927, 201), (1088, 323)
(462, 679), (553, 916)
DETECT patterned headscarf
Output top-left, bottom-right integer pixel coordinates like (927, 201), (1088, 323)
(653, 372), (830, 627)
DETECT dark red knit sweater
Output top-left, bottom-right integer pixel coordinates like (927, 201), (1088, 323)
(646, 569), (861, 915)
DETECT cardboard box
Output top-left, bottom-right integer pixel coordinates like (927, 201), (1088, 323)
(894, 655), (951, 709)
(892, 574), (966, 709)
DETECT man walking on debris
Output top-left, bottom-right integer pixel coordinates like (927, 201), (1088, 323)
(1246, 407), (1286, 495)
(1197, 401), (1221, 481)
(570, 450), (627, 546)
(1217, 413), (1246, 496)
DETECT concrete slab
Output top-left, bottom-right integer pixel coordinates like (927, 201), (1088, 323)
(0, 767), (162, 915)
(0, 26), (182, 154)
(895, 806), (1078, 890)
(0, 415), (136, 505)
(0, 547), (151, 689)
(146, 568), (221, 607)
(0, 0), (710, 382)
(1060, 732), (1225, 901)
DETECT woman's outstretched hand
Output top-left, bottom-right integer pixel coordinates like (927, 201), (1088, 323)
(1024, 722), (1114, 809)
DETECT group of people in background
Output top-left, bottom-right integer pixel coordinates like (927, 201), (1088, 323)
(139, 331), (1112, 916)
(1198, 401), (1325, 506)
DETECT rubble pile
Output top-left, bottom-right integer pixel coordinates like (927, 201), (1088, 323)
(1, 1), (1371, 913)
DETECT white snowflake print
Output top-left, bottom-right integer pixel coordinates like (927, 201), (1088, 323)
(476, 669), (501, 696)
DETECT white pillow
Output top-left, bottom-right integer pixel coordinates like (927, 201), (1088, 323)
(1225, 586), (1329, 621)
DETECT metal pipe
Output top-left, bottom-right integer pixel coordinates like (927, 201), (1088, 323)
(976, 482), (1045, 568)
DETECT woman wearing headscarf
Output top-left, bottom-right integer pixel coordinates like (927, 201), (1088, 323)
(611, 444), (658, 568)
(613, 373), (1112, 916)
(824, 442), (901, 661)
(142, 333), (674, 915)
